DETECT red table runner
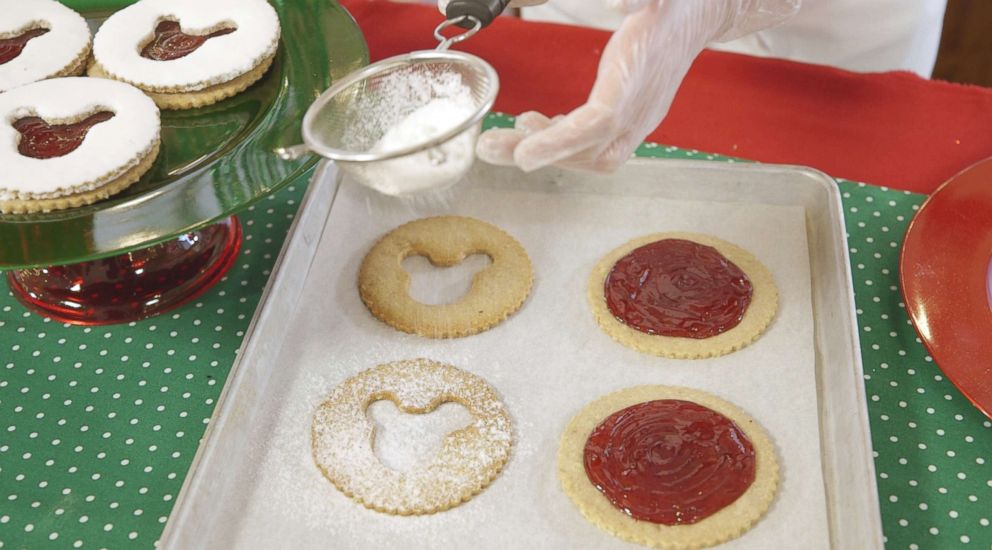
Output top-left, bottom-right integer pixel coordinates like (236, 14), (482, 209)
(340, 0), (992, 194)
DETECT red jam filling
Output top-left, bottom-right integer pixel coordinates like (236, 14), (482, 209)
(14, 112), (115, 159)
(0, 28), (50, 65)
(583, 399), (756, 525)
(141, 21), (235, 61)
(604, 239), (753, 339)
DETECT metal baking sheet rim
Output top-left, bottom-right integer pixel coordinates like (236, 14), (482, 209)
(159, 158), (883, 550)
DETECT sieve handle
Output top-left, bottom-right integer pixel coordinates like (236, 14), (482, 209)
(445, 0), (510, 29)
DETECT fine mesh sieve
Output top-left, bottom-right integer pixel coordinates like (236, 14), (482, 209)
(278, 16), (499, 196)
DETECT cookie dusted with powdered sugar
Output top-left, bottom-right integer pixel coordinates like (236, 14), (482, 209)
(0, 0), (91, 93)
(0, 77), (160, 214)
(311, 359), (514, 515)
(89, 0), (280, 110)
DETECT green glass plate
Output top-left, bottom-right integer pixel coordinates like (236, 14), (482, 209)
(0, 0), (368, 269)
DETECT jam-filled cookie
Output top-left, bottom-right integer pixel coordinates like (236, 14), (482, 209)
(89, 0), (280, 110)
(0, 77), (160, 214)
(0, 0), (91, 93)
(559, 385), (779, 549)
(588, 232), (778, 359)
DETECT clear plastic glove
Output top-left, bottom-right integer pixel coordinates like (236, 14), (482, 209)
(477, 0), (800, 172)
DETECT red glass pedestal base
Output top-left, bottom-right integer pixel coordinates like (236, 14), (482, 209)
(7, 217), (243, 326)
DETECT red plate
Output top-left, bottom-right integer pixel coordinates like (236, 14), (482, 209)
(901, 157), (992, 419)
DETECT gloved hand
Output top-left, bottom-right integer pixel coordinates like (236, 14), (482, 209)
(477, 0), (801, 172)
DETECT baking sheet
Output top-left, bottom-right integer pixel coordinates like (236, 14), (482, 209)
(160, 159), (882, 549)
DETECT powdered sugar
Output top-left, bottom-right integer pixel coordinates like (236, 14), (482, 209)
(211, 363), (537, 550)
(92, 0), (280, 92)
(0, 0), (91, 93)
(342, 69), (471, 152)
(368, 400), (473, 472)
(341, 69), (479, 195)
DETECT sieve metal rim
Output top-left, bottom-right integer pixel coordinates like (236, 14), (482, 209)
(301, 50), (499, 164)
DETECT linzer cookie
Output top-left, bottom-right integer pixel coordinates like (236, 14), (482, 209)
(89, 0), (280, 110)
(359, 216), (533, 339)
(0, 0), (91, 93)
(558, 385), (779, 549)
(588, 232), (778, 359)
(0, 77), (160, 214)
(311, 359), (513, 515)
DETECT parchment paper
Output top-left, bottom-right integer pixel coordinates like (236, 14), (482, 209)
(230, 177), (830, 550)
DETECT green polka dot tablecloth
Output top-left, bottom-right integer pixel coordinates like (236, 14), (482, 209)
(1, 114), (990, 549)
